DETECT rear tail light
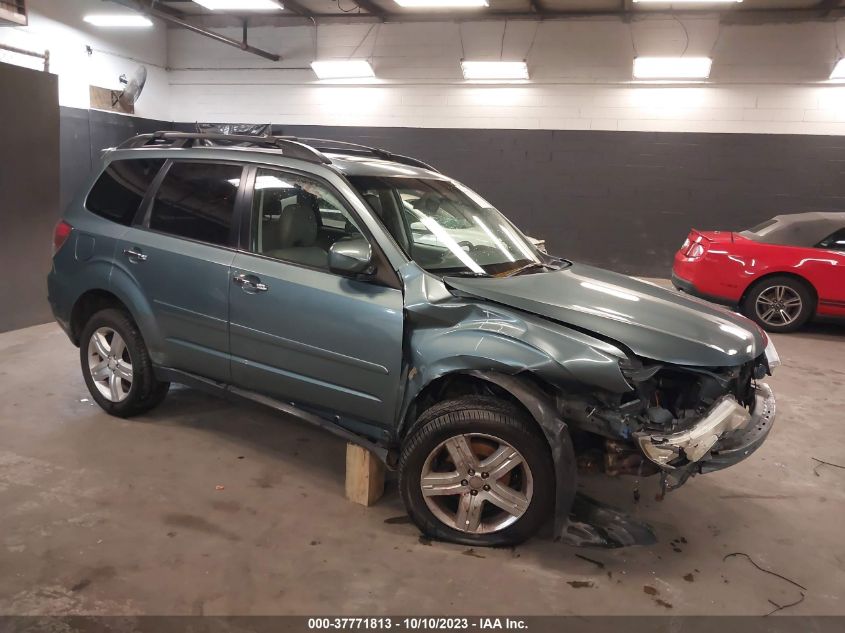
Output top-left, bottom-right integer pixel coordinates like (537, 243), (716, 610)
(681, 238), (690, 251)
(53, 220), (73, 255)
(686, 243), (705, 258)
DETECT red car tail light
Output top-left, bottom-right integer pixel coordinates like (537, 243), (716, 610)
(53, 220), (73, 255)
(686, 243), (706, 259)
(681, 238), (690, 251)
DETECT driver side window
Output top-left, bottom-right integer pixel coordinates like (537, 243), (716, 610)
(251, 169), (364, 270)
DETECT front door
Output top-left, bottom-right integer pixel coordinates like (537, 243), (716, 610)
(116, 160), (244, 382)
(229, 167), (404, 428)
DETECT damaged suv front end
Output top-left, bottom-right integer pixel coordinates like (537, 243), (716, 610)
(565, 343), (778, 493)
(436, 262), (780, 498)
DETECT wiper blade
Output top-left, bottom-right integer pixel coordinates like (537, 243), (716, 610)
(443, 271), (489, 278)
(500, 262), (553, 277)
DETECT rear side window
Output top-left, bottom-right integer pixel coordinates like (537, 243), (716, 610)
(86, 158), (165, 225)
(149, 162), (243, 247)
(817, 228), (845, 250)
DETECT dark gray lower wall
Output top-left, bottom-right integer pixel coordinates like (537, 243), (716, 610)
(243, 125), (845, 278)
(60, 107), (171, 211)
(0, 102), (170, 332)
(0, 62), (60, 333)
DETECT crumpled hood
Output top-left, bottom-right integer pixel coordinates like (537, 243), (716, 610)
(445, 263), (764, 367)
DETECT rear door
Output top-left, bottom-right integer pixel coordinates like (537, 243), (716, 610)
(115, 160), (245, 382)
(228, 166), (404, 429)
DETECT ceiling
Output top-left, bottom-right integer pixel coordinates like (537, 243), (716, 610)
(152, 0), (845, 21)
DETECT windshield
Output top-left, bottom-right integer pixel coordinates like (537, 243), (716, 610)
(348, 175), (544, 277)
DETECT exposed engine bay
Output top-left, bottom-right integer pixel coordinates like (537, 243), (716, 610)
(561, 348), (778, 493)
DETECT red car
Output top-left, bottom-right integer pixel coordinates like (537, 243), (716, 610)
(672, 212), (845, 332)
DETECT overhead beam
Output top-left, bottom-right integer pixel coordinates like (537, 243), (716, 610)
(165, 5), (845, 28)
(816, 0), (843, 17)
(353, 0), (387, 16)
(110, 0), (281, 61)
(281, 0), (315, 18)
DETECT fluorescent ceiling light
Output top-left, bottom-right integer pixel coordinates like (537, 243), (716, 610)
(193, 0), (283, 9)
(633, 1), (740, 3)
(395, 0), (487, 7)
(311, 60), (375, 80)
(461, 60), (529, 80)
(83, 14), (153, 27)
(831, 59), (845, 79)
(633, 57), (712, 80)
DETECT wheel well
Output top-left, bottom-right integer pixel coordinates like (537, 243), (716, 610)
(400, 372), (550, 444)
(740, 271), (818, 310)
(69, 290), (129, 345)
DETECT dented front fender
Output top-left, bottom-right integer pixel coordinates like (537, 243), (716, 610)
(398, 264), (634, 430)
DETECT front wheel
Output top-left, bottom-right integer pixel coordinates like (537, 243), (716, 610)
(80, 308), (170, 417)
(741, 276), (814, 333)
(399, 396), (555, 547)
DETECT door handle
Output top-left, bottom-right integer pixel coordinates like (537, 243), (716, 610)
(233, 273), (269, 292)
(123, 248), (148, 262)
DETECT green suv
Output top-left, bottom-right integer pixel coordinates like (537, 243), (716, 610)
(49, 132), (779, 546)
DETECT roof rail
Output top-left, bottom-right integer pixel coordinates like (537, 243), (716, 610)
(116, 131), (438, 172)
(286, 137), (440, 173)
(117, 131), (332, 164)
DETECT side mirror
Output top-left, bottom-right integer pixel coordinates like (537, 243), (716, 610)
(329, 236), (374, 276)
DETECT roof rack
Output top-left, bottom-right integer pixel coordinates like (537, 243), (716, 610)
(284, 137), (440, 173)
(117, 131), (332, 164)
(116, 131), (438, 173)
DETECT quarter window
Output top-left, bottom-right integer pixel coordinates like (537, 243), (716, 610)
(817, 228), (845, 251)
(149, 162), (243, 247)
(250, 168), (363, 270)
(86, 158), (165, 225)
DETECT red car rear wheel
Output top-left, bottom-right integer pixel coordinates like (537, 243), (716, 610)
(741, 275), (814, 333)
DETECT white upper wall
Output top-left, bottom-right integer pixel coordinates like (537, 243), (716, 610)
(0, 0), (169, 120)
(4, 3), (845, 134)
(167, 16), (845, 135)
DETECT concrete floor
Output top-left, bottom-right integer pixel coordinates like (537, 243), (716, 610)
(1, 320), (843, 616)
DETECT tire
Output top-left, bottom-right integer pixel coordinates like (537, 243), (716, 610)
(399, 396), (555, 547)
(79, 308), (170, 417)
(741, 275), (814, 333)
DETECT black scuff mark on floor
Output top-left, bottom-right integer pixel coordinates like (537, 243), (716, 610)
(643, 584), (673, 609)
(162, 513), (240, 542)
(575, 553), (605, 569)
(69, 566), (116, 593)
(70, 579), (90, 593)
(567, 580), (594, 588)
(384, 515), (411, 525)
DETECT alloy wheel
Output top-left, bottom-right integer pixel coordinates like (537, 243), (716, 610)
(755, 285), (803, 327)
(87, 327), (133, 402)
(420, 433), (533, 534)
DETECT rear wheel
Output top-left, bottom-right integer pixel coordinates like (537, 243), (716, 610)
(741, 276), (813, 333)
(399, 396), (555, 547)
(80, 308), (169, 417)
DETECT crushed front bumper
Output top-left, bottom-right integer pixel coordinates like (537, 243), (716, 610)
(637, 383), (776, 476)
(700, 383), (776, 473)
